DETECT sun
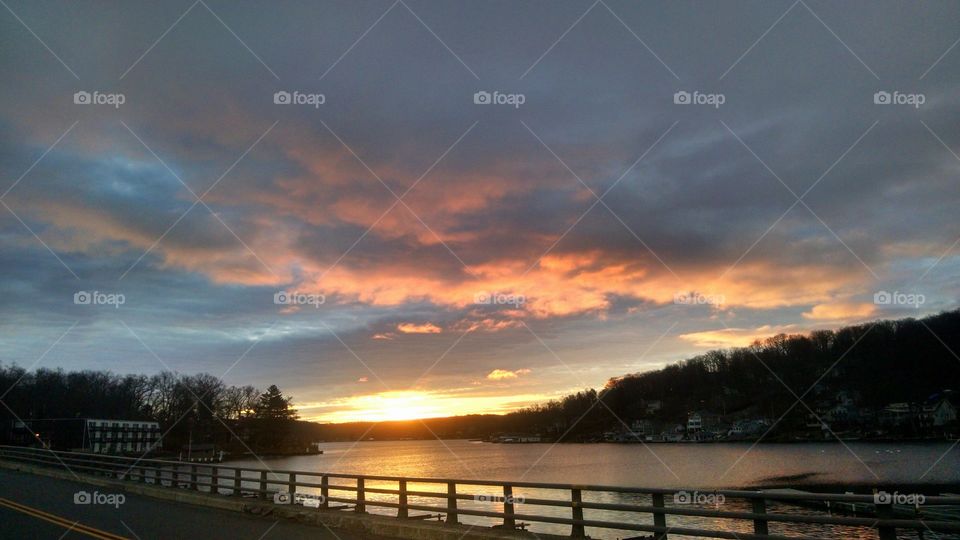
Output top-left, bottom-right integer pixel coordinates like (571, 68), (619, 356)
(348, 391), (446, 422)
(304, 389), (554, 423)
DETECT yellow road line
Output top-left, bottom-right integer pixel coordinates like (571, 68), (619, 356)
(0, 496), (129, 540)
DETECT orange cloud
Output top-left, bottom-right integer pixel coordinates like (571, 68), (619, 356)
(487, 368), (532, 380)
(10, 138), (877, 325)
(452, 318), (523, 333)
(397, 322), (442, 334)
(802, 302), (876, 321)
(678, 325), (800, 348)
(27, 193), (872, 321)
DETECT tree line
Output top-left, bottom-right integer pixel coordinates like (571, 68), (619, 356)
(0, 368), (302, 453)
(310, 310), (960, 441)
(497, 309), (960, 440)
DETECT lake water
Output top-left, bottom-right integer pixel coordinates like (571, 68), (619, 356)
(223, 440), (959, 539)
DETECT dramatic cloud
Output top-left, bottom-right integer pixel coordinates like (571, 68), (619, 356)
(1, 0), (959, 420)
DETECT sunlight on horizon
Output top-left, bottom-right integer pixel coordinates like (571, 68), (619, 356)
(297, 390), (557, 423)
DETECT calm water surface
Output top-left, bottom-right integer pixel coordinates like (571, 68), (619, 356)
(224, 440), (959, 539)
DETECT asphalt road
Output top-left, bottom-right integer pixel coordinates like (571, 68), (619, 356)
(0, 468), (373, 540)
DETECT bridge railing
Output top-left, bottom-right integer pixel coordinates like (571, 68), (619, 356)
(1, 444), (958, 540)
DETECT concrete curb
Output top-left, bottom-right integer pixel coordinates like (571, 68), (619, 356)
(0, 461), (568, 540)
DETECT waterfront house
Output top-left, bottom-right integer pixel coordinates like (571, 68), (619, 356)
(728, 419), (769, 438)
(630, 419), (654, 436)
(921, 394), (957, 428)
(880, 402), (916, 426)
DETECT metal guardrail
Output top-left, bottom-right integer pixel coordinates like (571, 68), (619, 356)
(1, 444), (958, 540)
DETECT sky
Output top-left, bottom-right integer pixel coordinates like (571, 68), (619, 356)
(1, 0), (958, 422)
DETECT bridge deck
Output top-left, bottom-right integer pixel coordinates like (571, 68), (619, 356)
(0, 468), (383, 540)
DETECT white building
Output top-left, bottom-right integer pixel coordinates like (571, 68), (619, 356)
(85, 419), (162, 454)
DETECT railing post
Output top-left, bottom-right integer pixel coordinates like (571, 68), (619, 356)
(234, 469), (242, 496)
(502, 485), (516, 530)
(876, 502), (897, 540)
(191, 464), (198, 490)
(571, 488), (585, 537)
(259, 470), (268, 499)
(752, 498), (769, 536)
(288, 472), (296, 498)
(140, 466), (147, 483)
(652, 493), (668, 540)
(446, 481), (459, 526)
(210, 466), (219, 494)
(320, 475), (329, 509)
(356, 477), (366, 513)
(398, 479), (408, 518)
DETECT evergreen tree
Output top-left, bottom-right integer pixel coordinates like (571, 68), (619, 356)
(255, 385), (298, 420)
